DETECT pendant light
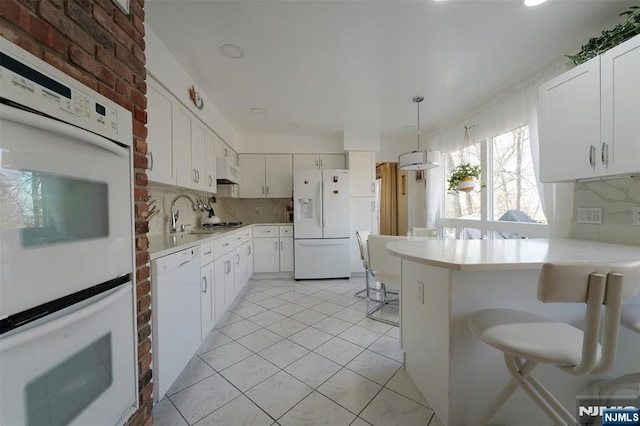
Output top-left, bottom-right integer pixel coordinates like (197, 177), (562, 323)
(398, 96), (440, 171)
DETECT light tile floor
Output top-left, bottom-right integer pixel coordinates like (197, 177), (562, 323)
(154, 277), (443, 426)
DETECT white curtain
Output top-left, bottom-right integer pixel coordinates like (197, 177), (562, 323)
(425, 59), (575, 237)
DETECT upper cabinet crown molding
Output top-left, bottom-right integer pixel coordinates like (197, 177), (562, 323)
(538, 34), (640, 182)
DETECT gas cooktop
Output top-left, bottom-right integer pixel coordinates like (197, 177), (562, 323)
(202, 222), (243, 228)
(191, 222), (244, 234)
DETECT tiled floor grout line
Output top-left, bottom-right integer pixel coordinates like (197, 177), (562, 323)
(158, 277), (433, 426)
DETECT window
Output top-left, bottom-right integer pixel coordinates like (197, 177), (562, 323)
(441, 125), (548, 239)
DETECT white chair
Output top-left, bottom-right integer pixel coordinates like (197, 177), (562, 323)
(467, 261), (640, 426)
(366, 235), (405, 326)
(592, 304), (640, 397)
(354, 230), (373, 298)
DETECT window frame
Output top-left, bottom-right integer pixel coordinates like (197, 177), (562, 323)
(439, 125), (549, 240)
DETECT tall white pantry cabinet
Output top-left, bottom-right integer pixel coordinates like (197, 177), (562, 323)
(347, 152), (377, 274)
(538, 35), (640, 182)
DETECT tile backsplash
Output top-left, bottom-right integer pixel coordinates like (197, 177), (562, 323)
(570, 176), (640, 246)
(148, 185), (292, 235)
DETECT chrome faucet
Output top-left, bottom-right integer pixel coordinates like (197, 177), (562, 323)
(170, 194), (197, 234)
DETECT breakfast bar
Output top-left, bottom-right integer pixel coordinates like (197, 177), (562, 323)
(387, 238), (640, 426)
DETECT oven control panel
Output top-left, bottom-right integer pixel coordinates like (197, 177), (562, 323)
(0, 40), (132, 147)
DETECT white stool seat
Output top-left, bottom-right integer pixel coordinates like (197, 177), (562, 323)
(468, 308), (600, 367)
(621, 304), (640, 333)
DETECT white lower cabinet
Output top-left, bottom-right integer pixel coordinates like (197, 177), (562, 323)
(253, 237), (280, 273)
(253, 225), (293, 273)
(279, 237), (294, 272)
(214, 251), (235, 316)
(200, 242), (215, 340)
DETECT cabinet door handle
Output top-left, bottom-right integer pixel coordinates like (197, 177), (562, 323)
(148, 151), (154, 171)
(319, 159), (323, 168)
(226, 260), (231, 274)
(262, 185), (265, 194)
(223, 242), (230, 247)
(601, 142), (609, 165)
(315, 159), (319, 168)
(202, 276), (208, 293)
(589, 145), (596, 167)
(275, 241), (279, 251)
(209, 175), (213, 187)
(247, 246), (251, 255)
(192, 168), (196, 182)
(280, 241), (283, 250)
(204, 250), (212, 255)
(266, 186), (269, 195)
(371, 201), (376, 211)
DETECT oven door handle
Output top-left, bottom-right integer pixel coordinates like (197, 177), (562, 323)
(0, 105), (129, 158)
(0, 284), (131, 351)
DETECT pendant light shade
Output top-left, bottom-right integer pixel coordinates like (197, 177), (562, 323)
(399, 96), (440, 171)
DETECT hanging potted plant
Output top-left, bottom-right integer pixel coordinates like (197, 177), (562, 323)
(447, 126), (483, 193)
(447, 163), (482, 193)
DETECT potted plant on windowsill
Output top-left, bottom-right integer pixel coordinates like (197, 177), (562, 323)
(447, 163), (482, 193)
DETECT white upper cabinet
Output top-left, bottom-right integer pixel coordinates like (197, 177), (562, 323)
(539, 35), (640, 182)
(266, 154), (293, 198)
(238, 154), (266, 198)
(205, 131), (217, 193)
(146, 78), (175, 185)
(601, 36), (640, 177)
(191, 119), (207, 191)
(293, 154), (345, 170)
(348, 151), (376, 196)
(239, 154), (293, 198)
(173, 102), (193, 188)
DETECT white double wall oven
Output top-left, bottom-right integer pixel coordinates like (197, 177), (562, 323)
(0, 39), (138, 425)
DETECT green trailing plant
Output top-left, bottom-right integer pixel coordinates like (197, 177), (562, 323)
(567, 5), (640, 65)
(447, 163), (482, 193)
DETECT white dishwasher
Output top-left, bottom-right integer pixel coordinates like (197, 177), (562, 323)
(152, 246), (200, 401)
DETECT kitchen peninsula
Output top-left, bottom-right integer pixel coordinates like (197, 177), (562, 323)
(387, 238), (640, 426)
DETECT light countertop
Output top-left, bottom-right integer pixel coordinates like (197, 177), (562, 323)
(387, 238), (640, 271)
(148, 223), (291, 259)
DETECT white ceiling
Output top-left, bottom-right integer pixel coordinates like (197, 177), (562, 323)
(146, 0), (635, 143)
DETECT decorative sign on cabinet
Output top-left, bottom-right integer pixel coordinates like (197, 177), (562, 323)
(538, 35), (639, 182)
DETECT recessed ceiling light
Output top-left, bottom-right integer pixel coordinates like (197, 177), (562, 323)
(251, 107), (265, 114)
(220, 44), (244, 59)
(524, 0), (547, 6)
(289, 123), (301, 128)
(404, 125), (417, 131)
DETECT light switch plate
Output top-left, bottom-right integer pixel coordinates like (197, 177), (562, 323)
(633, 207), (640, 226)
(416, 281), (424, 305)
(577, 207), (603, 224)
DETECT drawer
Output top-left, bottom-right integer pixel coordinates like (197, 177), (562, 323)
(234, 230), (250, 246)
(253, 225), (278, 238)
(214, 234), (236, 258)
(279, 225), (293, 237)
(200, 242), (214, 265)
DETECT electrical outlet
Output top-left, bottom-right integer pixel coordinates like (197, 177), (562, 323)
(256, 207), (264, 215)
(577, 207), (603, 224)
(633, 207), (640, 226)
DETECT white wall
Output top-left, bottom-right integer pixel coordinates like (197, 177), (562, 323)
(238, 134), (343, 154)
(145, 25), (238, 150)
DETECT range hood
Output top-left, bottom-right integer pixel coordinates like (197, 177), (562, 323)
(216, 157), (240, 185)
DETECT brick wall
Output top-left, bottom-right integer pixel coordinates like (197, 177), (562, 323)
(0, 1), (152, 425)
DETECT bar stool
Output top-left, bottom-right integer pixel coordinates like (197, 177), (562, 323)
(467, 261), (640, 426)
(592, 304), (640, 397)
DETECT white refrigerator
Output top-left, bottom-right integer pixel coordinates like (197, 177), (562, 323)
(294, 169), (351, 279)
